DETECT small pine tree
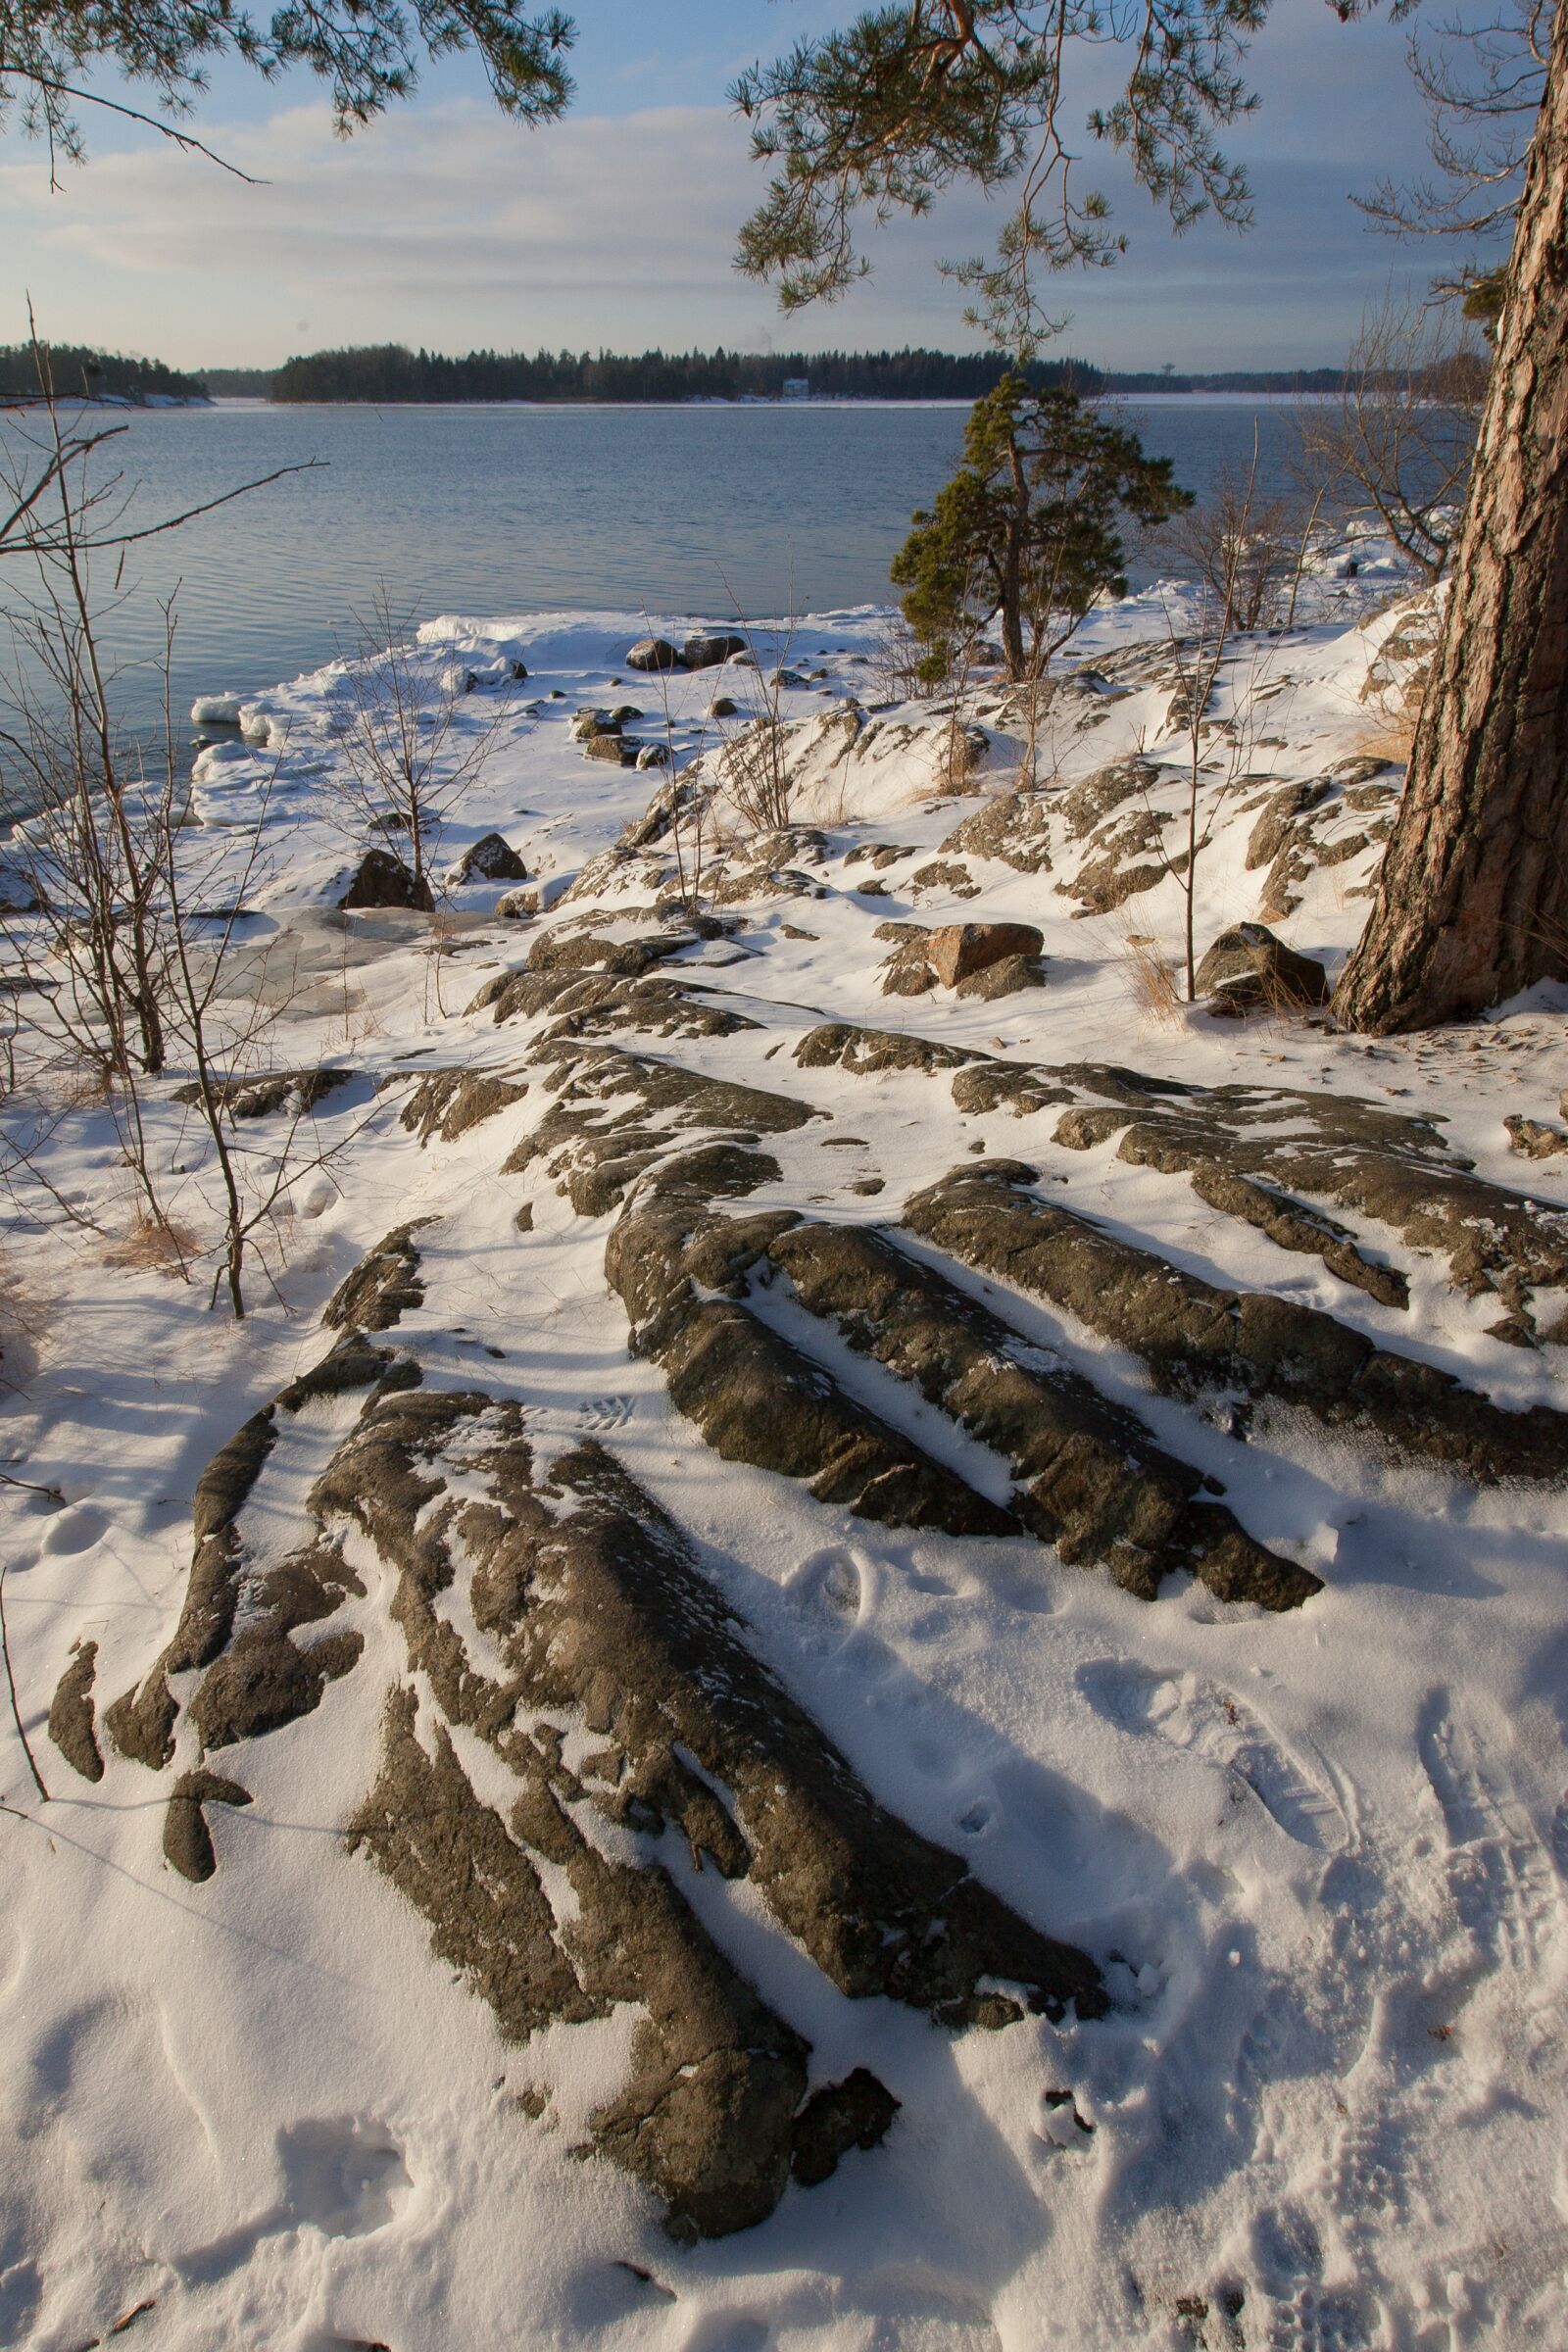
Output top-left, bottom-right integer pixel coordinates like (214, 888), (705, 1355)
(890, 373), (1191, 683)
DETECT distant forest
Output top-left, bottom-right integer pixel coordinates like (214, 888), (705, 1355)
(0, 344), (209, 402)
(267, 343), (1350, 405)
(2, 342), (1357, 409)
(200, 367), (275, 398)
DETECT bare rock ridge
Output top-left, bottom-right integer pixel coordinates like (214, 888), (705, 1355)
(605, 1164), (1317, 1608)
(905, 1160), (1568, 1484)
(797, 1021), (1568, 1342)
(99, 1341), (1102, 2239)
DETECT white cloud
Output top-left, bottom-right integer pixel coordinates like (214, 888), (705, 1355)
(0, 3), (1439, 371)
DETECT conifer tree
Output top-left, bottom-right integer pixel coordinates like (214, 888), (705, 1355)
(891, 373), (1190, 682)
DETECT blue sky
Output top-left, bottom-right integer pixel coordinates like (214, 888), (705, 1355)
(0, 0), (1465, 370)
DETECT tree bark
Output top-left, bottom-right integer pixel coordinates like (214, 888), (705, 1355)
(1334, 25), (1568, 1034)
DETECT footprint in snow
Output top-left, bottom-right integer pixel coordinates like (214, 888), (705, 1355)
(787, 1545), (867, 1631)
(175, 2117), (411, 2284)
(1418, 1692), (1561, 1978)
(1076, 1660), (1348, 1853)
(1250, 2204), (1376, 2352)
(575, 1395), (637, 1432)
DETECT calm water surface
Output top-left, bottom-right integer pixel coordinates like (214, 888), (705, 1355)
(1, 398), (1312, 763)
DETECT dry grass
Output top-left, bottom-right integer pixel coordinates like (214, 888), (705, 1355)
(105, 1208), (203, 1276)
(1355, 686), (1420, 769)
(1120, 932), (1185, 1023)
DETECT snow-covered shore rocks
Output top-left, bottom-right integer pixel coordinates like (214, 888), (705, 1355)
(4, 580), (1568, 2348)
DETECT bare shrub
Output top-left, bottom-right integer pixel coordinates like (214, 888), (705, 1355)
(866, 612), (944, 705)
(1297, 298), (1486, 583)
(0, 395), (362, 1319)
(1169, 469), (1308, 632)
(324, 592), (507, 902)
(1150, 430), (1280, 1001)
(710, 609), (803, 837)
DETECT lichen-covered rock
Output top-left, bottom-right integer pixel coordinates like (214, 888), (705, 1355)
(171, 1068), (350, 1120)
(1060, 759), (1160, 839)
(606, 1190), (1020, 1540)
(795, 1023), (978, 1077)
(193, 1385), (1098, 2236)
(190, 1622), (364, 1750)
(790, 2070), (901, 2186)
(765, 1217), (1317, 1608)
(906, 1158), (1568, 1485)
(940, 791), (1055, 874)
(1245, 781), (1333, 871)
(323, 1222), (429, 1332)
(401, 1068), (528, 1145)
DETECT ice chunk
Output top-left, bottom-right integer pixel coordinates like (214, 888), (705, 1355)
(190, 691), (245, 725)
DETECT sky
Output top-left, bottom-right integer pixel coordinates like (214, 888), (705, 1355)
(0, 0), (1470, 372)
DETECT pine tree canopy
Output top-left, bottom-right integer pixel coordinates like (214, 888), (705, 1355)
(890, 372), (1192, 680)
(0, 0), (574, 170)
(732, 0), (1269, 345)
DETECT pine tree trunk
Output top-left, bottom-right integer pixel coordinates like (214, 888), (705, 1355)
(1334, 27), (1568, 1034)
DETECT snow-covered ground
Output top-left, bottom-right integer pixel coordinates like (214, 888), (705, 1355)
(1, 556), (1566, 2352)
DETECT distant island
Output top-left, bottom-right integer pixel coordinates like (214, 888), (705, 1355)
(5, 341), (1355, 410)
(0, 343), (210, 405)
(260, 343), (1350, 406)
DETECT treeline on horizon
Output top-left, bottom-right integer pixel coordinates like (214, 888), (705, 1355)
(0, 343), (208, 402)
(264, 343), (1353, 405)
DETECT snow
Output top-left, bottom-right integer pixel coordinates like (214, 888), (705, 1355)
(2, 552), (1567, 2350)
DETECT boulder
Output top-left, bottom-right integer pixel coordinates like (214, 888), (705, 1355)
(927, 922), (1045, 990)
(710, 696), (739, 719)
(454, 831), (528, 884)
(636, 744), (670, 770)
(337, 850), (434, 913)
(956, 953), (1046, 1002)
(610, 705), (644, 725)
(626, 637), (681, 672)
(1194, 922), (1330, 1014)
(683, 631), (749, 670)
(584, 734), (636, 766)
